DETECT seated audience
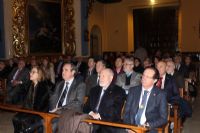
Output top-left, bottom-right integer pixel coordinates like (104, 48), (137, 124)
(133, 57), (144, 74)
(112, 56), (124, 83)
(156, 61), (180, 103)
(41, 57), (55, 84)
(0, 60), (9, 79)
(6, 58), (30, 104)
(54, 55), (64, 83)
(26, 57), (38, 70)
(143, 57), (153, 68)
(174, 54), (187, 77)
(116, 57), (141, 94)
(75, 56), (88, 78)
(49, 62), (86, 132)
(12, 66), (53, 133)
(85, 59), (106, 96)
(123, 67), (168, 133)
(84, 68), (126, 133)
(166, 60), (185, 90)
(84, 56), (97, 82)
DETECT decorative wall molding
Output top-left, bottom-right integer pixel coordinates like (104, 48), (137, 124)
(63, 0), (76, 55)
(12, 0), (27, 57)
(12, 0), (76, 57)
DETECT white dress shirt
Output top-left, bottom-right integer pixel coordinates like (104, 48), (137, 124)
(138, 86), (153, 125)
(56, 78), (74, 108)
(161, 74), (166, 89)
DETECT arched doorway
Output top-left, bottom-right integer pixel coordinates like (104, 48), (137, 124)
(90, 25), (102, 56)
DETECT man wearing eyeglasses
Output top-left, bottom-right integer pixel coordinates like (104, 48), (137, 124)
(123, 67), (168, 133)
(116, 57), (141, 94)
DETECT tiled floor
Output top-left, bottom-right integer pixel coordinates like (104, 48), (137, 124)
(182, 95), (200, 133)
(0, 110), (15, 133)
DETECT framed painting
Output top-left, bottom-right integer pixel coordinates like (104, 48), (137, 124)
(28, 0), (62, 54)
(12, 0), (76, 57)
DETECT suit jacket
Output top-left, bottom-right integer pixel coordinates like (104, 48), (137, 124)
(50, 78), (86, 113)
(112, 67), (124, 84)
(85, 73), (99, 96)
(7, 67), (30, 85)
(172, 71), (185, 89)
(124, 85), (168, 129)
(7, 67), (30, 93)
(84, 67), (97, 81)
(176, 63), (187, 77)
(54, 60), (64, 82)
(163, 74), (180, 103)
(115, 71), (141, 93)
(83, 84), (126, 122)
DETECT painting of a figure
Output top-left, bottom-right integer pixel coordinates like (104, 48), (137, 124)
(28, 0), (61, 54)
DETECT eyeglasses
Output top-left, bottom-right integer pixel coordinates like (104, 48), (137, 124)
(124, 63), (133, 66)
(142, 74), (154, 79)
(30, 71), (38, 74)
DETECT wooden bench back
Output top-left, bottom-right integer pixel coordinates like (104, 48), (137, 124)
(0, 78), (7, 103)
(0, 104), (59, 133)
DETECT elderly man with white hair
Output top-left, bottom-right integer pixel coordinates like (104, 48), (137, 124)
(166, 60), (185, 90)
(83, 68), (126, 133)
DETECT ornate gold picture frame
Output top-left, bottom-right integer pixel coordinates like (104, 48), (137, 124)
(12, 0), (76, 57)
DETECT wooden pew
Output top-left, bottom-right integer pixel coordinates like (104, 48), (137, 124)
(83, 119), (167, 133)
(0, 95), (169, 133)
(169, 104), (180, 133)
(0, 78), (7, 103)
(83, 119), (148, 133)
(0, 104), (59, 133)
(0, 103), (166, 133)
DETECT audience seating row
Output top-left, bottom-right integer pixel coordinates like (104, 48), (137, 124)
(0, 78), (7, 103)
(0, 73), (194, 133)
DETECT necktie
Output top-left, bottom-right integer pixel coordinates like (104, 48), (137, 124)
(135, 90), (149, 125)
(13, 69), (20, 80)
(156, 77), (163, 89)
(97, 75), (99, 84)
(58, 82), (69, 108)
(175, 64), (179, 71)
(95, 89), (105, 112)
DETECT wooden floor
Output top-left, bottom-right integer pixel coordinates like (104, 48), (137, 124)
(0, 95), (200, 133)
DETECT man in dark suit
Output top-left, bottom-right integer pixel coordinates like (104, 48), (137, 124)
(6, 58), (30, 104)
(156, 61), (180, 103)
(84, 56), (97, 81)
(54, 55), (64, 83)
(49, 62), (86, 113)
(124, 67), (168, 133)
(166, 60), (185, 89)
(85, 59), (106, 96)
(174, 54), (187, 77)
(84, 68), (126, 133)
